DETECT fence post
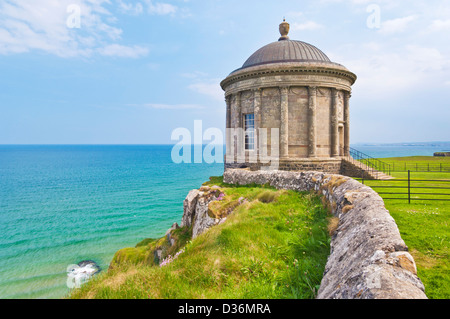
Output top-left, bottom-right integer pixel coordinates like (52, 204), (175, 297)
(408, 170), (411, 204)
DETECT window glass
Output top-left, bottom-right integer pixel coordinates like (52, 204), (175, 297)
(244, 114), (255, 150)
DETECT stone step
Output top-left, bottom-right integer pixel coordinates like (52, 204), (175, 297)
(342, 157), (393, 180)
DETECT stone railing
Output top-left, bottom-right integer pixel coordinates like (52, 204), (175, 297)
(223, 169), (427, 299)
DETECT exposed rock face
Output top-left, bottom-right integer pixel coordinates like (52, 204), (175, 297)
(223, 169), (427, 299)
(191, 195), (219, 239)
(166, 222), (180, 246)
(181, 190), (199, 228)
(180, 187), (228, 239)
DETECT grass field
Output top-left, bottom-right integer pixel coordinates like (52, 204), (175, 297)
(70, 178), (333, 299)
(359, 156), (450, 299)
(377, 156), (450, 173)
(70, 156), (448, 299)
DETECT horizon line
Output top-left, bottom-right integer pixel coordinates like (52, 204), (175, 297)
(1, 141), (450, 146)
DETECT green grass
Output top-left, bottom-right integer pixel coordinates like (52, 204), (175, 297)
(375, 155), (450, 172)
(69, 177), (332, 299)
(360, 156), (450, 299)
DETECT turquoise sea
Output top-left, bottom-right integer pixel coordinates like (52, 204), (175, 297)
(0, 145), (223, 299)
(0, 143), (448, 299)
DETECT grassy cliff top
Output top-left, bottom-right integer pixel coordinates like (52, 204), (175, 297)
(69, 177), (333, 299)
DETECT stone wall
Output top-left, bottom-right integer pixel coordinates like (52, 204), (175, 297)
(223, 169), (427, 299)
(225, 159), (342, 174)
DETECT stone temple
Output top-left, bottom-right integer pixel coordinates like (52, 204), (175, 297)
(221, 20), (357, 174)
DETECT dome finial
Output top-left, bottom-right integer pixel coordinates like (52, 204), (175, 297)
(279, 19), (290, 41)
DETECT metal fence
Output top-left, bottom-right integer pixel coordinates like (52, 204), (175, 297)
(356, 170), (450, 203)
(387, 162), (450, 173)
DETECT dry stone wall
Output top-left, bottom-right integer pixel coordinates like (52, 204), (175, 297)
(223, 169), (427, 299)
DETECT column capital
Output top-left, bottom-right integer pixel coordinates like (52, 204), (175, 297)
(280, 86), (290, 94)
(308, 86), (318, 94)
(332, 88), (340, 98)
(344, 90), (351, 100)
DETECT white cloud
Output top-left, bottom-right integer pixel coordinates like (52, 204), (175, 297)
(144, 0), (177, 15)
(338, 43), (450, 99)
(428, 19), (450, 32)
(98, 44), (149, 58)
(188, 80), (224, 102)
(118, 1), (178, 16)
(117, 1), (144, 15)
(379, 15), (417, 34)
(0, 0), (149, 58)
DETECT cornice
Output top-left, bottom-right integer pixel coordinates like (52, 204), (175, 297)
(221, 64), (357, 90)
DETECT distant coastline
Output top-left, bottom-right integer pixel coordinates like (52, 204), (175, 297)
(350, 142), (450, 158)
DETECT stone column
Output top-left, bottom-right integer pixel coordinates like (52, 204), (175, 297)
(226, 95), (231, 129)
(225, 95), (232, 160)
(280, 86), (289, 158)
(235, 92), (243, 162)
(236, 91), (242, 129)
(344, 91), (351, 157)
(308, 86), (317, 158)
(331, 89), (339, 158)
(253, 88), (262, 157)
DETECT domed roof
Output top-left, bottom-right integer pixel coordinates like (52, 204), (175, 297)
(221, 20), (357, 88)
(241, 40), (333, 69)
(235, 19), (342, 71)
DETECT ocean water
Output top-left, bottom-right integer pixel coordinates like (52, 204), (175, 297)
(0, 145), (223, 299)
(0, 143), (448, 299)
(352, 142), (450, 159)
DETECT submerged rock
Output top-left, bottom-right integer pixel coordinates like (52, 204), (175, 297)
(67, 260), (101, 289)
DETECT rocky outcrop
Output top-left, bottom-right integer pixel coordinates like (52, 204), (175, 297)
(434, 152), (450, 157)
(165, 222), (180, 247)
(191, 194), (219, 239)
(179, 186), (228, 239)
(223, 169), (427, 299)
(181, 190), (199, 228)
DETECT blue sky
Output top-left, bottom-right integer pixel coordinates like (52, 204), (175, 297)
(0, 0), (449, 144)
